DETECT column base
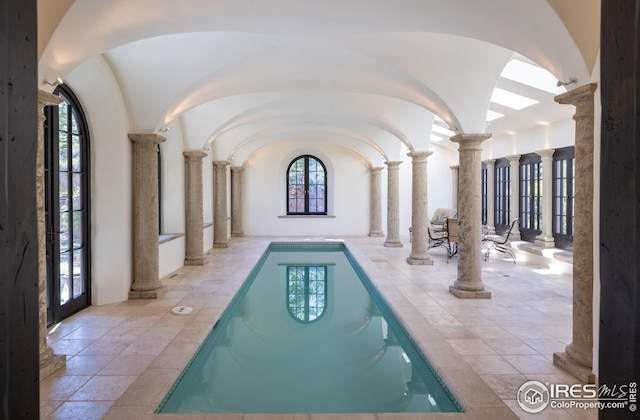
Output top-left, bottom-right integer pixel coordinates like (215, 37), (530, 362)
(553, 352), (596, 384)
(129, 285), (167, 299)
(368, 231), (385, 237)
(384, 240), (403, 248)
(231, 232), (244, 237)
(407, 256), (433, 265)
(184, 256), (206, 266)
(40, 353), (66, 381)
(213, 242), (229, 248)
(534, 236), (556, 248)
(448, 285), (491, 299)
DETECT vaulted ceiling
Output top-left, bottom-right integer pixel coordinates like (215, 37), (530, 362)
(38, 0), (599, 164)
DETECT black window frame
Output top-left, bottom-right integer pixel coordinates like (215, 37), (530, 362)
(552, 146), (575, 250)
(494, 158), (511, 234)
(481, 162), (488, 225)
(286, 155), (327, 215)
(519, 153), (543, 242)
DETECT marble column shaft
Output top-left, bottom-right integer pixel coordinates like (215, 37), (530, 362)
(483, 159), (495, 232)
(407, 152), (433, 265)
(535, 149), (555, 247)
(368, 167), (385, 237)
(184, 151), (207, 266)
(37, 90), (66, 379)
(230, 166), (244, 237)
(213, 160), (230, 248)
(553, 83), (597, 383)
(383, 161), (403, 247)
(449, 134), (492, 299)
(129, 134), (167, 298)
(506, 154), (522, 240)
(450, 165), (459, 211)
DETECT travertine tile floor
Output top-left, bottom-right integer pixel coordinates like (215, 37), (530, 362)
(40, 236), (597, 419)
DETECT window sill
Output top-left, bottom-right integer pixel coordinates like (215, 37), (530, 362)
(159, 233), (185, 244)
(278, 215), (336, 218)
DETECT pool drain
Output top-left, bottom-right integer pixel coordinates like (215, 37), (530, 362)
(171, 305), (193, 315)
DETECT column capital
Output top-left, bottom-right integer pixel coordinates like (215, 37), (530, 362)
(384, 160), (403, 168)
(407, 150), (433, 160)
(535, 149), (555, 159)
(505, 154), (521, 164)
(370, 166), (385, 173)
(38, 90), (63, 108)
(450, 164), (459, 169)
(183, 150), (208, 161)
(230, 166), (244, 172)
(450, 133), (492, 151)
(554, 83), (597, 106)
(482, 159), (496, 166)
(129, 133), (167, 145)
(212, 160), (230, 168)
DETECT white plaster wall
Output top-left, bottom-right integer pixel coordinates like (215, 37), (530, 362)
(64, 57), (132, 305)
(427, 144), (457, 219)
(203, 152), (214, 250)
(243, 141), (370, 236)
(160, 121), (185, 235)
(483, 118), (575, 159)
(159, 237), (185, 278)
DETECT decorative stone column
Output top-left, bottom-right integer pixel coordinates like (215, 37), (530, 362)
(230, 166), (244, 237)
(483, 159), (496, 233)
(369, 167), (385, 237)
(129, 134), (167, 298)
(449, 134), (492, 299)
(213, 160), (230, 248)
(506, 154), (522, 240)
(37, 90), (66, 379)
(184, 151), (207, 266)
(450, 165), (459, 211)
(407, 151), (434, 265)
(383, 161), (403, 248)
(535, 149), (556, 248)
(553, 83), (597, 383)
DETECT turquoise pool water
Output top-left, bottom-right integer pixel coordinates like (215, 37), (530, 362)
(157, 242), (462, 414)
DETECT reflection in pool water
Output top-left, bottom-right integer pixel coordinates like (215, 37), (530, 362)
(157, 242), (462, 413)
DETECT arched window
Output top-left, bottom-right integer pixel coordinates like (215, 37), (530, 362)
(287, 266), (327, 323)
(287, 155), (327, 215)
(44, 84), (91, 324)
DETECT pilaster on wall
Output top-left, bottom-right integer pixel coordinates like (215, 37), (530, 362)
(230, 166), (244, 237)
(449, 134), (492, 299)
(369, 167), (385, 237)
(535, 149), (555, 248)
(553, 83), (597, 384)
(213, 160), (230, 248)
(383, 161), (403, 248)
(129, 133), (167, 299)
(184, 151), (207, 266)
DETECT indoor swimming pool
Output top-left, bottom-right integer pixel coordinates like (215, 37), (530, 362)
(157, 242), (462, 414)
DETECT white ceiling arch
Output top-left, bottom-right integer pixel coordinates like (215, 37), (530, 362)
(40, 0), (594, 159)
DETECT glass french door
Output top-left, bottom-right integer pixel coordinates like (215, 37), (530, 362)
(44, 85), (91, 325)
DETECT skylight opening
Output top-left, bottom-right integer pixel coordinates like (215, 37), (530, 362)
(486, 110), (504, 122)
(430, 134), (444, 142)
(501, 59), (566, 95)
(490, 88), (538, 110)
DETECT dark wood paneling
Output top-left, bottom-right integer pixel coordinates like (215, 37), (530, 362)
(0, 0), (40, 419)
(599, 1), (640, 419)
